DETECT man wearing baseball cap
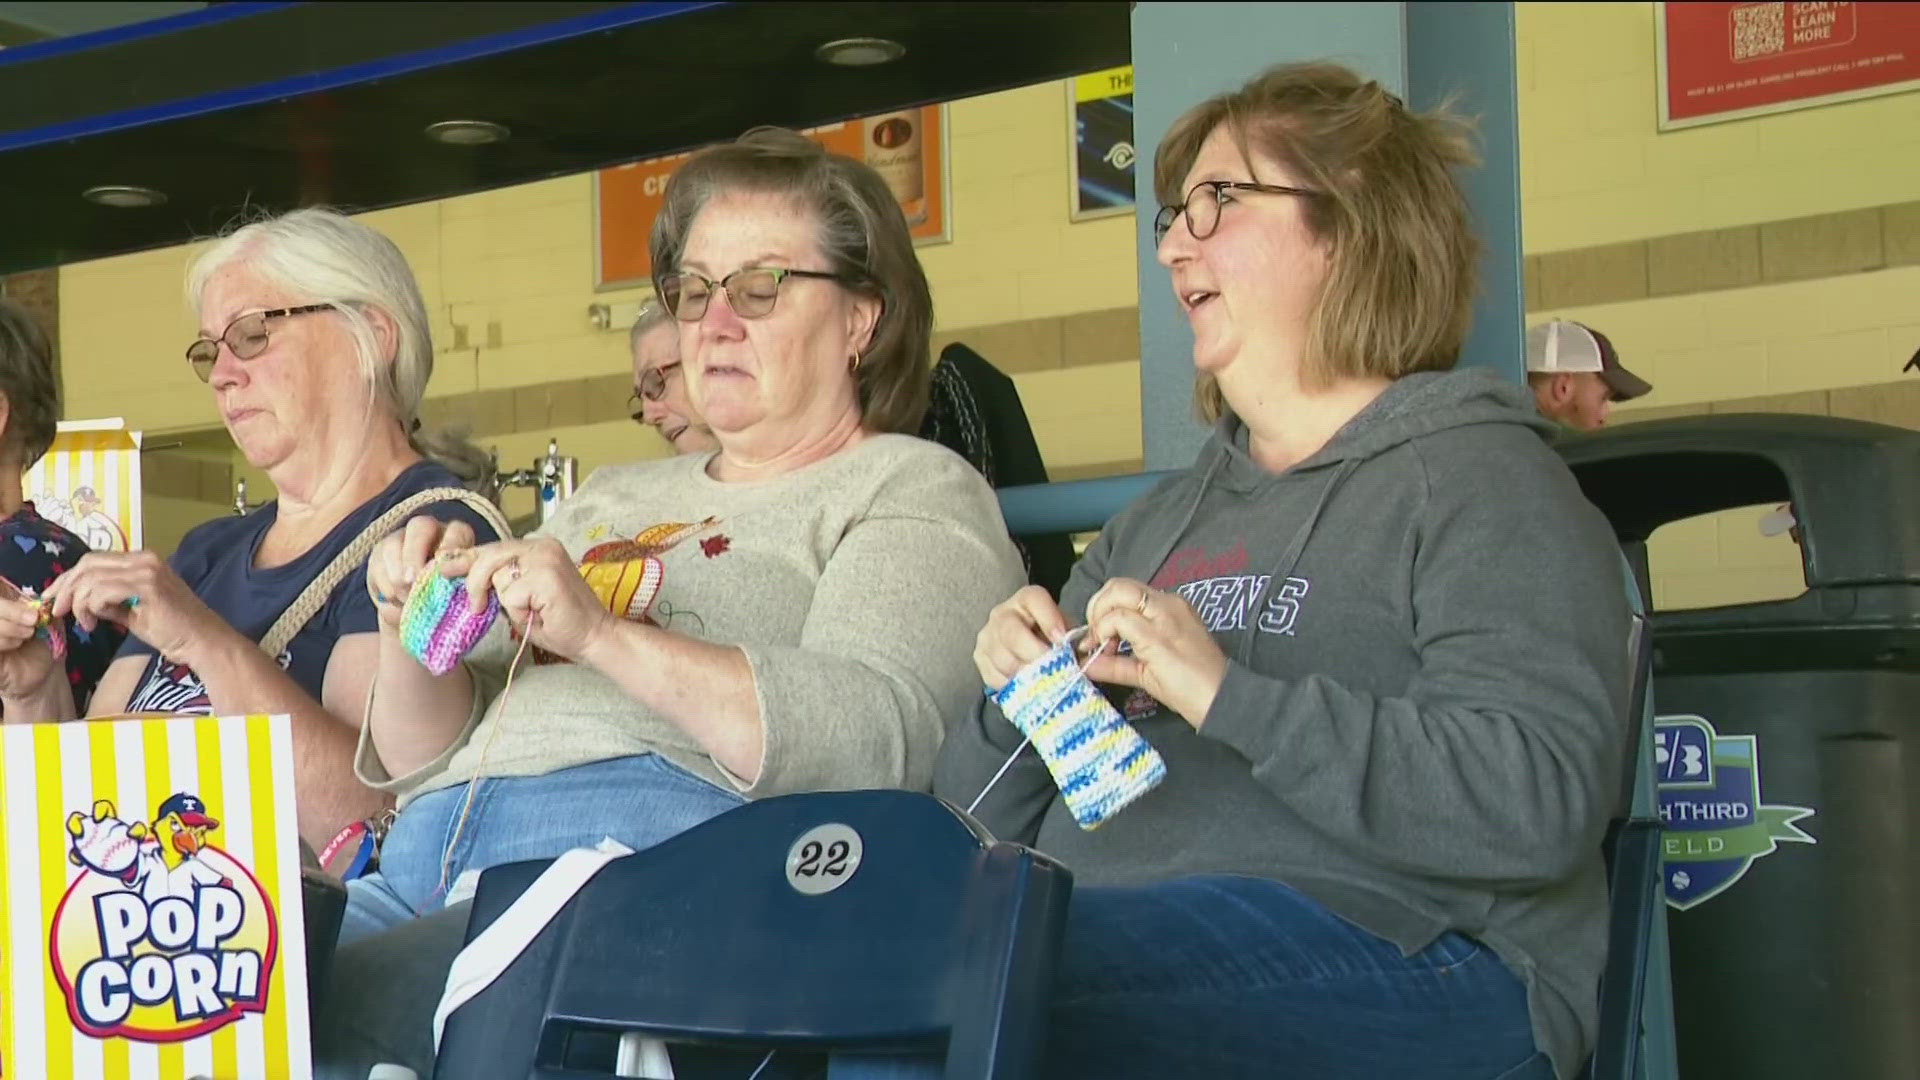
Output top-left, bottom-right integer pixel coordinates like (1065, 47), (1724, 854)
(1526, 319), (1652, 430)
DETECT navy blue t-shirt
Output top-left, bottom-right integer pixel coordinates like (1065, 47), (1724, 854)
(0, 503), (128, 714)
(117, 462), (502, 714)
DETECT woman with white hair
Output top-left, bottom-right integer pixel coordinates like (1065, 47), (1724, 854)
(0, 208), (505, 852)
(630, 298), (719, 454)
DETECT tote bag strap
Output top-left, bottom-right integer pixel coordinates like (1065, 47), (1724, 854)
(257, 487), (513, 659)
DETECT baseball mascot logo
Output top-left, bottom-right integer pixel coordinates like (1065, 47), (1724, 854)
(50, 792), (280, 1040)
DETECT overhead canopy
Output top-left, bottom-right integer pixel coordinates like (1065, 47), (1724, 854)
(0, 1), (1131, 273)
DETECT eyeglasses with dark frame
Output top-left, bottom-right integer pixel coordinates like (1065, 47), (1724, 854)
(185, 304), (333, 382)
(628, 361), (684, 422)
(1152, 180), (1322, 246)
(657, 267), (850, 323)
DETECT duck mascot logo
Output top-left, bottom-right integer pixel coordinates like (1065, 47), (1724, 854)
(49, 792), (280, 1041)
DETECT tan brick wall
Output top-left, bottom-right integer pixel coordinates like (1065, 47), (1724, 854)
(1529, 199), (1920, 311)
(58, 80), (1148, 552)
(1518, 2), (1920, 252)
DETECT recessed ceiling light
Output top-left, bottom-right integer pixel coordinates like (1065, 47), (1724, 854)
(815, 37), (906, 67)
(82, 185), (167, 208)
(424, 119), (510, 146)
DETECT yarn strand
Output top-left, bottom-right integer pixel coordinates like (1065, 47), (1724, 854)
(965, 634), (1111, 816)
(437, 613), (538, 895)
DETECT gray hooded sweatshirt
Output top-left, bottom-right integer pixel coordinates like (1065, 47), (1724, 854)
(933, 367), (1630, 1079)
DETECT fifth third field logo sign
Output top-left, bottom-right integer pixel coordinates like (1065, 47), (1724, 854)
(1655, 714), (1817, 911)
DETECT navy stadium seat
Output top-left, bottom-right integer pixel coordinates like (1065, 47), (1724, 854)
(434, 790), (1072, 1079)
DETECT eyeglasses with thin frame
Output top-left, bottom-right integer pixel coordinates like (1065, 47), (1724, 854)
(657, 267), (850, 323)
(185, 304), (332, 382)
(628, 361), (684, 422)
(1153, 180), (1321, 246)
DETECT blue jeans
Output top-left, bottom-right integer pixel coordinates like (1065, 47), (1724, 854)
(832, 875), (1552, 1080)
(311, 753), (746, 1080)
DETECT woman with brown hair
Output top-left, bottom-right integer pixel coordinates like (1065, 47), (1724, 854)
(313, 127), (1023, 1078)
(0, 300), (127, 715)
(928, 63), (1629, 1079)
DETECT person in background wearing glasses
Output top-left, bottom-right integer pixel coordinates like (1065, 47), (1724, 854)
(629, 297), (719, 454)
(313, 127), (1022, 1079)
(0, 209), (503, 855)
(911, 64), (1629, 1080)
(0, 300), (128, 718)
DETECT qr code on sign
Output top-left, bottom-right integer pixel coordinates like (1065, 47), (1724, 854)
(1732, 3), (1786, 60)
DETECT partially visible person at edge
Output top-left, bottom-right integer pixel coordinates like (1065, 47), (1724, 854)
(630, 298), (720, 454)
(310, 128), (1022, 1080)
(0, 209), (503, 853)
(1526, 318), (1651, 430)
(0, 299), (127, 715)
(911, 63), (1629, 1080)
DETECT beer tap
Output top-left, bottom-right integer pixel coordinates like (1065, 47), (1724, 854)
(491, 438), (578, 526)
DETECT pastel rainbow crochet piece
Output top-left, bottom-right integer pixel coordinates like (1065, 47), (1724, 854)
(399, 574), (499, 676)
(991, 632), (1166, 830)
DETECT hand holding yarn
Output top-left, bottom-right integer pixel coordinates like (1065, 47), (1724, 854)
(1083, 577), (1229, 730)
(0, 583), (66, 661)
(973, 584), (1074, 691)
(27, 587), (66, 662)
(42, 550), (223, 665)
(990, 626), (1166, 829)
(399, 574), (499, 675)
(0, 579), (59, 702)
(971, 584), (1168, 828)
(441, 537), (617, 664)
(368, 516), (481, 631)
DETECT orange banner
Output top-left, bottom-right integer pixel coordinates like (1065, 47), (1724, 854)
(596, 105), (947, 290)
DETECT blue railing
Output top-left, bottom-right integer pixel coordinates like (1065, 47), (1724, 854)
(994, 471), (1178, 537)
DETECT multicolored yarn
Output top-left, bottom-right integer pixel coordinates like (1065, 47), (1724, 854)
(25, 589), (65, 662)
(991, 629), (1166, 830)
(399, 574), (499, 676)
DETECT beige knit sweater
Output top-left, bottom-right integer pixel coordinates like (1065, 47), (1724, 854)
(357, 434), (1025, 807)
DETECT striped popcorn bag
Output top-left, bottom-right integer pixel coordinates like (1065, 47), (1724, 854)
(24, 419), (144, 553)
(0, 715), (312, 1079)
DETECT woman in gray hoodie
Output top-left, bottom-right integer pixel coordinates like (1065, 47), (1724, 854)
(918, 63), (1631, 1080)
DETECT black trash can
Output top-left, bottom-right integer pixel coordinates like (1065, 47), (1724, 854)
(1561, 414), (1920, 1080)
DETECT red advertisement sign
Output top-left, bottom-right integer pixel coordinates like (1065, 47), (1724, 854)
(1658, 2), (1920, 129)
